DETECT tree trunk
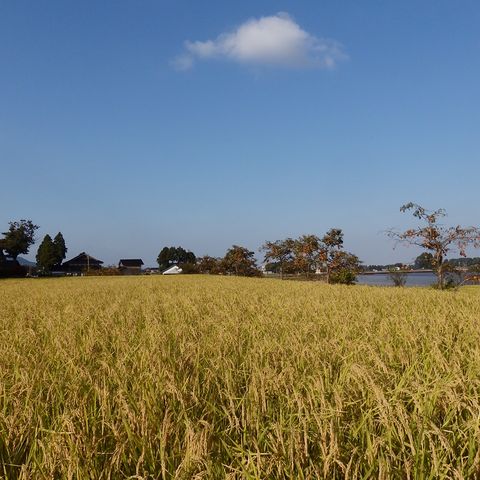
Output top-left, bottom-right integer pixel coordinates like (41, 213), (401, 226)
(436, 253), (444, 289)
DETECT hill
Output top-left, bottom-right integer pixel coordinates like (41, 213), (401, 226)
(17, 257), (36, 267)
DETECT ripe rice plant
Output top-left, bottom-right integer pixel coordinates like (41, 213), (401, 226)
(1, 276), (480, 478)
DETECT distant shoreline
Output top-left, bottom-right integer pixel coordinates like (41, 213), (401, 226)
(361, 270), (434, 275)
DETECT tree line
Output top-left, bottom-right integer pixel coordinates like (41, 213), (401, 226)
(2, 202), (480, 288)
(364, 254), (480, 272)
(156, 230), (360, 284)
(159, 245), (260, 277)
(0, 220), (68, 275)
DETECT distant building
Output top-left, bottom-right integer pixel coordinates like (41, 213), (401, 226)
(162, 265), (183, 275)
(118, 258), (144, 275)
(61, 252), (103, 274)
(144, 267), (160, 275)
(0, 251), (26, 278)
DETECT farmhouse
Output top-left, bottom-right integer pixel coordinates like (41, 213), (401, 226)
(61, 252), (103, 273)
(118, 258), (144, 275)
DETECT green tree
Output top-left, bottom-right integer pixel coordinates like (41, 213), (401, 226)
(169, 246), (180, 264)
(184, 251), (196, 264)
(53, 232), (67, 267)
(414, 252), (434, 270)
(222, 245), (259, 276)
(387, 203), (480, 289)
(36, 234), (57, 273)
(1, 220), (39, 259)
(157, 246), (197, 270)
(157, 247), (171, 270)
(327, 251), (361, 284)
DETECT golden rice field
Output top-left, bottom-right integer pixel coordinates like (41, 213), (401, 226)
(1, 276), (480, 479)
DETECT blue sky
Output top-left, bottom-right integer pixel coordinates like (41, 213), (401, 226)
(1, 0), (479, 266)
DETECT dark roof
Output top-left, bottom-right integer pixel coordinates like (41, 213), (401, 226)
(63, 252), (104, 266)
(119, 259), (144, 267)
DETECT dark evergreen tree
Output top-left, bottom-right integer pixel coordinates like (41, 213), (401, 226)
(157, 246), (197, 270)
(157, 247), (171, 270)
(185, 251), (196, 264)
(168, 246), (178, 264)
(53, 232), (67, 266)
(36, 234), (57, 273)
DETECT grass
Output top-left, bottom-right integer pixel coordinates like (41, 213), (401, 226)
(1, 275), (480, 479)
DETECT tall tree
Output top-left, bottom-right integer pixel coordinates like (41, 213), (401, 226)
(387, 203), (480, 288)
(293, 235), (320, 277)
(157, 247), (171, 270)
(261, 238), (294, 279)
(314, 228), (361, 284)
(222, 245), (259, 276)
(1, 220), (39, 259)
(170, 246), (181, 264)
(36, 234), (57, 273)
(318, 228), (344, 284)
(53, 232), (67, 266)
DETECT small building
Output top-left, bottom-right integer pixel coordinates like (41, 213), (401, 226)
(61, 252), (104, 274)
(0, 252), (26, 278)
(162, 265), (183, 275)
(118, 258), (144, 275)
(144, 267), (160, 275)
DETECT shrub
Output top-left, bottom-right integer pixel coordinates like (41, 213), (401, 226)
(388, 269), (408, 287)
(86, 266), (121, 276)
(180, 262), (199, 274)
(329, 269), (357, 285)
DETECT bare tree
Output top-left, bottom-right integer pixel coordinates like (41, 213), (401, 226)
(387, 203), (480, 289)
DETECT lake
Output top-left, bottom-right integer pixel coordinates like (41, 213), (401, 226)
(357, 272), (438, 287)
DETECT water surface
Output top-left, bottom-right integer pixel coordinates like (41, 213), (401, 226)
(357, 272), (437, 287)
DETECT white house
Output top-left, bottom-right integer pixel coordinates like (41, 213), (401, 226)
(162, 265), (183, 275)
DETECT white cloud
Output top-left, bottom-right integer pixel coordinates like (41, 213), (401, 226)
(171, 54), (194, 71)
(173, 13), (347, 71)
